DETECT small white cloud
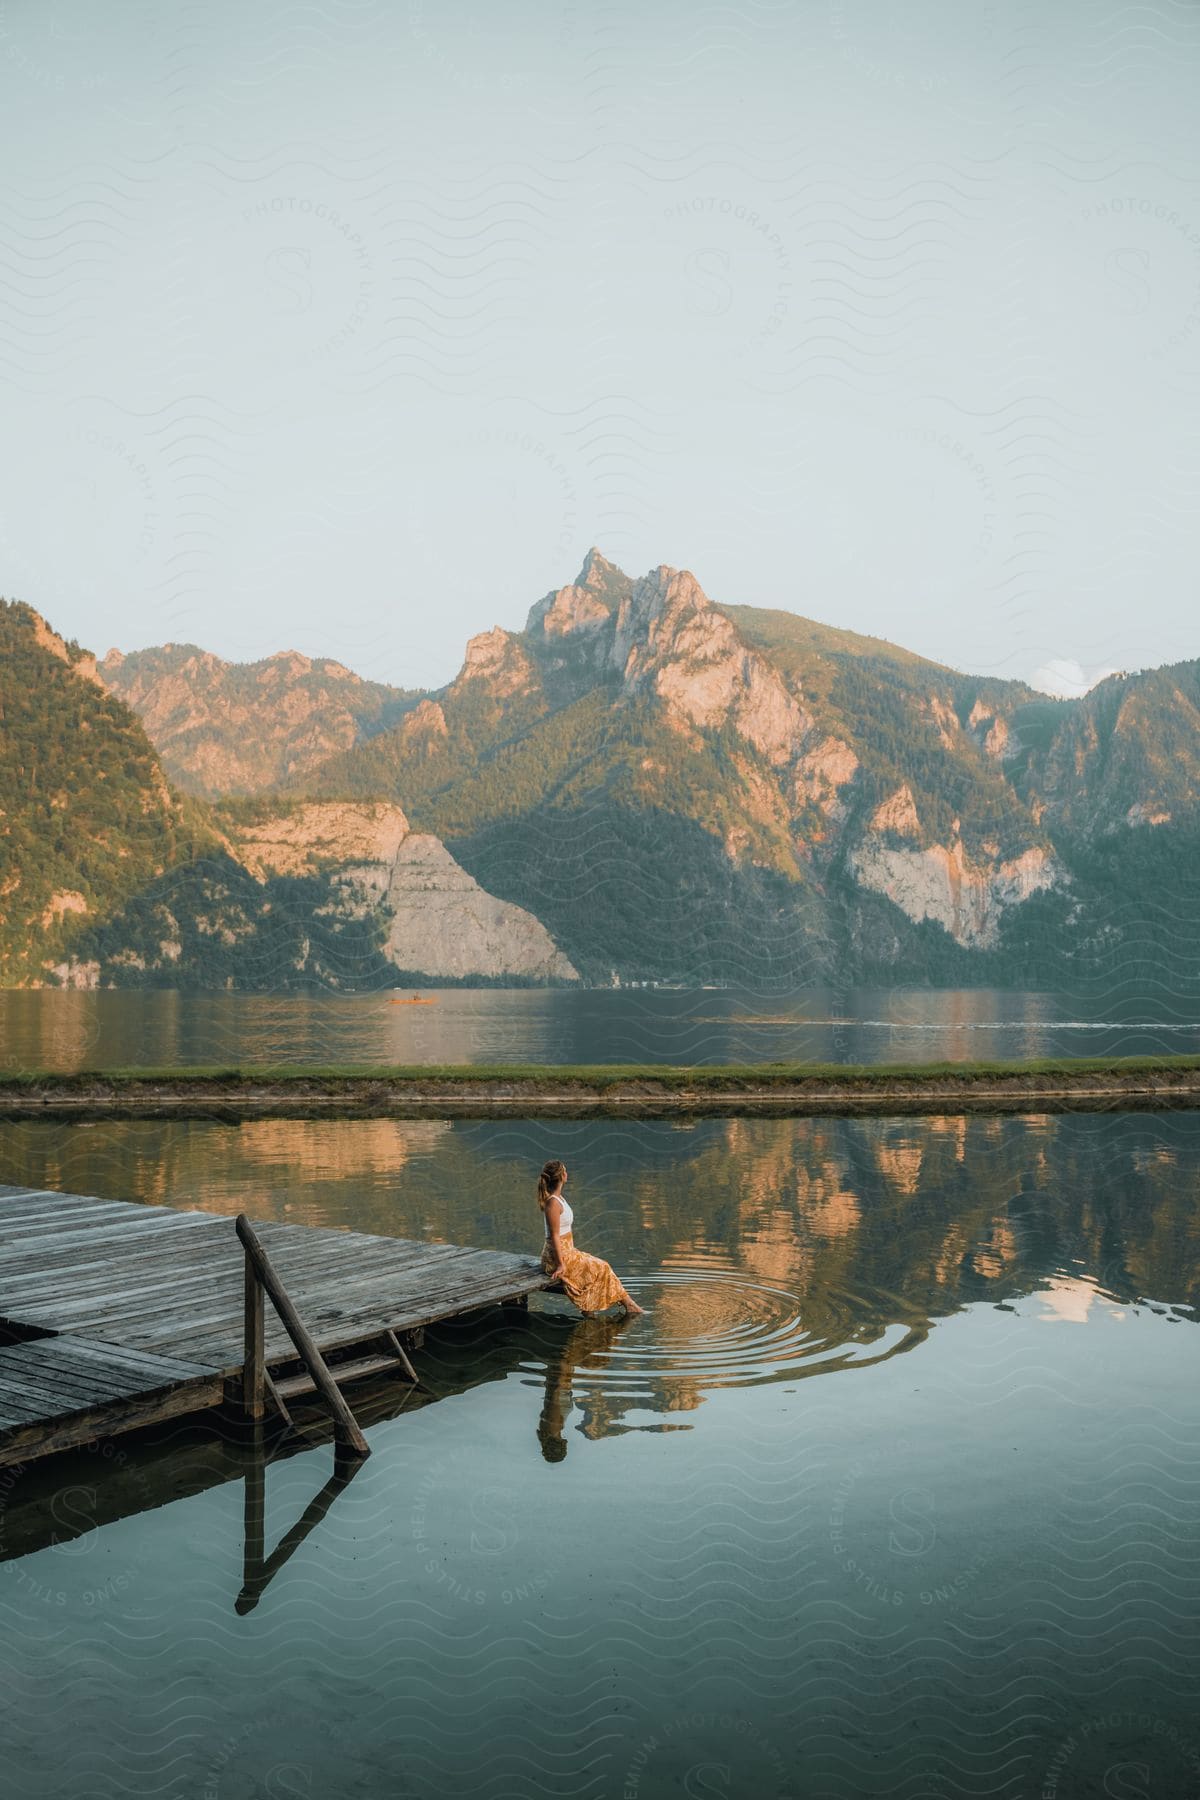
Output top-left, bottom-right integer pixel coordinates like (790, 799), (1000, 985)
(1029, 658), (1120, 699)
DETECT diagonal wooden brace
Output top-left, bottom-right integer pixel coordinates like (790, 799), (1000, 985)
(237, 1214), (370, 1459)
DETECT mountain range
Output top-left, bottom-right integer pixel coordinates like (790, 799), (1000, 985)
(1, 551), (1196, 991)
(98, 643), (422, 795)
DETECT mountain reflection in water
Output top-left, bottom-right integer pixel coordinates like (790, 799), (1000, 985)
(0, 1110), (1194, 1446)
(3, 1108), (1198, 1800)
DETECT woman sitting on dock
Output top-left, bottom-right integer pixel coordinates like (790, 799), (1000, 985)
(538, 1160), (644, 1317)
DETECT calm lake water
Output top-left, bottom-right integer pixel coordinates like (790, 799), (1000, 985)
(2, 1109), (1198, 1797)
(2, 984), (1200, 1070)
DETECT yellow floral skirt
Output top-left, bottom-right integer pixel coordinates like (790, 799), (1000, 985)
(541, 1231), (628, 1314)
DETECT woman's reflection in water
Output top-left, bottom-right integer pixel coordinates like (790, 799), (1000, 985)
(537, 1316), (629, 1462)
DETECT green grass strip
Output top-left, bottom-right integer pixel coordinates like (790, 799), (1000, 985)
(1, 1054), (1198, 1090)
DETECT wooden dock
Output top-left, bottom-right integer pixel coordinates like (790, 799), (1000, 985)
(0, 1184), (551, 1466)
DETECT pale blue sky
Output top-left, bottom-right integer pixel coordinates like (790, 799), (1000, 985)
(1, 0), (1198, 692)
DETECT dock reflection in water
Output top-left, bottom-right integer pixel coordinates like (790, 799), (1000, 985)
(1, 1110), (1198, 1799)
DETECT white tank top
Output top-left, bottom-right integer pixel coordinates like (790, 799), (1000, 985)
(543, 1193), (573, 1237)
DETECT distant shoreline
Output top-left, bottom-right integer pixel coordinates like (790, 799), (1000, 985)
(1, 1057), (1198, 1119)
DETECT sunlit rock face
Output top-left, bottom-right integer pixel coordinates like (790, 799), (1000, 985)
(399, 698), (449, 753)
(226, 801), (577, 981)
(455, 627), (538, 697)
(849, 836), (1064, 950)
(229, 802), (413, 878)
(967, 697), (1012, 761)
(869, 785), (923, 839)
(370, 834), (577, 981)
(534, 583), (612, 644)
(529, 556), (819, 768)
(611, 566), (816, 767)
(793, 737), (860, 822)
(522, 548), (634, 694)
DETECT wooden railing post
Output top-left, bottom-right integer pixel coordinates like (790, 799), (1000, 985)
(236, 1215), (370, 1459)
(237, 1455), (363, 1614)
(243, 1245), (265, 1421)
(242, 1420), (267, 1605)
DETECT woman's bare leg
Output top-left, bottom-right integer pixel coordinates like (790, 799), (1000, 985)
(616, 1281), (644, 1317)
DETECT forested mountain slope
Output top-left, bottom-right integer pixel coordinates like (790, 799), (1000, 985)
(0, 602), (577, 989)
(0, 601), (197, 983)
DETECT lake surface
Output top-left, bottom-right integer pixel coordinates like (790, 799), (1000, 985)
(2, 1109), (1198, 1797)
(2, 984), (1200, 1071)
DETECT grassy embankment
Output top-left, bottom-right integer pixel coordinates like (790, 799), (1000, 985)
(0, 1056), (1197, 1117)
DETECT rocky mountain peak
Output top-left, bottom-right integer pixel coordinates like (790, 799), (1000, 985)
(461, 625), (515, 671)
(577, 546), (622, 590)
(610, 564), (710, 668)
(528, 581), (612, 642)
(456, 624), (536, 698)
(525, 546), (633, 642)
(642, 562), (710, 621)
(607, 564), (816, 767)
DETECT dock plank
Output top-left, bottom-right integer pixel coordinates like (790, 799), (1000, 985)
(0, 1335), (216, 1419)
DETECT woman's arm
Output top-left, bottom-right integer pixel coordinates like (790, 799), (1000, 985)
(544, 1197), (568, 1282)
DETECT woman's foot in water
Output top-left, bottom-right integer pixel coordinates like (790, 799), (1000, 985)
(621, 1297), (645, 1317)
